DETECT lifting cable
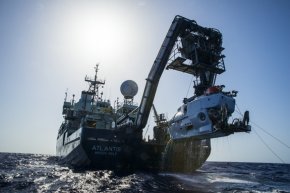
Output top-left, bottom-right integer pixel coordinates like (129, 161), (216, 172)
(144, 124), (150, 138)
(144, 109), (153, 137)
(186, 76), (194, 98)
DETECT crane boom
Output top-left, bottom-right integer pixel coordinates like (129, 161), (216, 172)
(135, 16), (191, 129)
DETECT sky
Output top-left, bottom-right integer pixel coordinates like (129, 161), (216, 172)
(0, 0), (290, 164)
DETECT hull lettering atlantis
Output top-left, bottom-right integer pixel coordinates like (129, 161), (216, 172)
(56, 15), (251, 173)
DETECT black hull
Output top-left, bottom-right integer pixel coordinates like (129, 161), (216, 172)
(56, 127), (165, 171)
(56, 127), (211, 172)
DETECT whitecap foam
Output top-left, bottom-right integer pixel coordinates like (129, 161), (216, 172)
(208, 176), (257, 184)
(160, 172), (259, 186)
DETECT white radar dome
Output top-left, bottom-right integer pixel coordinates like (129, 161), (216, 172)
(120, 80), (138, 99)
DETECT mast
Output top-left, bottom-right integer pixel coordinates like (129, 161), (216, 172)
(84, 64), (105, 103)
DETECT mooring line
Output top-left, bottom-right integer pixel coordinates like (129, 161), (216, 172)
(253, 128), (285, 164)
(251, 121), (290, 149)
(235, 103), (290, 149)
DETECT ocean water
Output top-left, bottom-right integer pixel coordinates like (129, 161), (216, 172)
(0, 152), (289, 193)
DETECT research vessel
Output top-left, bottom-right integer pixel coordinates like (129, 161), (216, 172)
(56, 15), (251, 172)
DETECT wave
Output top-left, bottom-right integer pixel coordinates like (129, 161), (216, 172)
(0, 153), (289, 193)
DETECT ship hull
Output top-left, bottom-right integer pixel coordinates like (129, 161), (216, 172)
(56, 127), (166, 170)
(56, 126), (210, 172)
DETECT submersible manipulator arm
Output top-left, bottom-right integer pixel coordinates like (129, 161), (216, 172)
(135, 15), (214, 130)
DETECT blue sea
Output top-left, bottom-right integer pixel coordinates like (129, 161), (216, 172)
(0, 152), (289, 193)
